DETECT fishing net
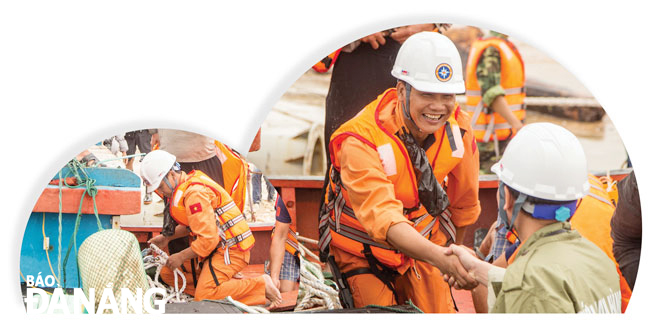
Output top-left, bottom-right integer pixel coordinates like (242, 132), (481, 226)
(78, 229), (151, 313)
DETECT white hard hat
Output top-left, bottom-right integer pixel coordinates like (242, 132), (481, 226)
(140, 150), (176, 193)
(490, 123), (590, 201)
(391, 32), (465, 94)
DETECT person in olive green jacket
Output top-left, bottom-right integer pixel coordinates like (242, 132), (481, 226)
(444, 123), (621, 313)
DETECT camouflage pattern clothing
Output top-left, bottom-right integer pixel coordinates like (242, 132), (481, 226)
(476, 31), (510, 172)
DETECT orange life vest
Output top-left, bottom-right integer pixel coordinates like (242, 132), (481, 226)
(312, 48), (342, 73)
(571, 174), (631, 312)
(464, 37), (525, 142)
(284, 227), (300, 256)
(271, 226), (300, 257)
(319, 89), (469, 269)
(215, 141), (249, 211)
(169, 170), (255, 257)
(215, 141), (301, 256)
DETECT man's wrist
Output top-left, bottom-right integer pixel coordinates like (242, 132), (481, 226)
(429, 245), (449, 270)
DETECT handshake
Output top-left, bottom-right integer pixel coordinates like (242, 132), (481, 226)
(436, 244), (489, 290)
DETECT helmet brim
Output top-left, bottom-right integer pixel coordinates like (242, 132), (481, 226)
(145, 181), (160, 194)
(394, 73), (466, 94)
(413, 80), (465, 94)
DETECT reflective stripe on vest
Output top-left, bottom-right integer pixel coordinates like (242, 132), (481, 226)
(320, 89), (466, 269)
(215, 201), (238, 216)
(169, 170), (255, 263)
(319, 167), (457, 268)
(285, 227), (300, 256)
(217, 213), (248, 233)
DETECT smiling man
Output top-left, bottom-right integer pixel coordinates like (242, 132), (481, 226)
(318, 32), (481, 312)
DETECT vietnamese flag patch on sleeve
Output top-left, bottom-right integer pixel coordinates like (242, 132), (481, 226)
(189, 203), (202, 214)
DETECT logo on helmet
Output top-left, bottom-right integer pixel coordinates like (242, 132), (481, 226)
(435, 63), (452, 82)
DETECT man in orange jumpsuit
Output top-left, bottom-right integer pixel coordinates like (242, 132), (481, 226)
(141, 150), (281, 306)
(154, 132), (301, 298)
(318, 32), (480, 313)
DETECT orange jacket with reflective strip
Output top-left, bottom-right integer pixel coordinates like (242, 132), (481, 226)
(320, 88), (479, 269)
(215, 141), (300, 255)
(169, 170), (255, 252)
(571, 174), (631, 312)
(464, 37), (525, 142)
(215, 141), (249, 212)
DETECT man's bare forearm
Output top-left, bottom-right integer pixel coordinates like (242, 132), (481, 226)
(386, 222), (447, 264)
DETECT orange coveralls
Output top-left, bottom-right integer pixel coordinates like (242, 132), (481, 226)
(159, 182), (266, 305)
(330, 91), (480, 312)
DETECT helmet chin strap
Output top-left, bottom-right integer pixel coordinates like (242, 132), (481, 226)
(402, 82), (422, 133)
(498, 182), (527, 240)
(162, 169), (180, 193)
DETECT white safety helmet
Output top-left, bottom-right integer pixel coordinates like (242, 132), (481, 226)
(140, 150), (177, 193)
(391, 32), (465, 94)
(491, 123), (590, 201)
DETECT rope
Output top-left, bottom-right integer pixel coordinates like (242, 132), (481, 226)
(297, 241), (321, 263)
(142, 244), (191, 303)
(42, 212), (60, 287)
(58, 170), (63, 287)
(19, 271), (53, 296)
(294, 242), (341, 312)
(224, 296), (270, 314)
(297, 235), (319, 246)
(60, 159), (105, 288)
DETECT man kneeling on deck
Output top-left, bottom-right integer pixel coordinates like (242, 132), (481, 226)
(141, 150), (281, 306)
(444, 123), (622, 313)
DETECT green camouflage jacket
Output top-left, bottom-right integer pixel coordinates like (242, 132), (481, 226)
(490, 222), (622, 313)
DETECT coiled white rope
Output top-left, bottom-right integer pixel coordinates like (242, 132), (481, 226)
(142, 244), (192, 303)
(294, 242), (341, 312)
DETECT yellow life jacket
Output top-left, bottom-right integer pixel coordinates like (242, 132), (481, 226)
(319, 89), (468, 269)
(464, 37), (525, 142)
(169, 170), (255, 255)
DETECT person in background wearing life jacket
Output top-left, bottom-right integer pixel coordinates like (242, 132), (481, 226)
(240, 128), (302, 293)
(267, 193), (301, 293)
(464, 31), (525, 172)
(216, 129), (302, 293)
(444, 123), (622, 313)
(142, 150), (282, 307)
(318, 32), (481, 313)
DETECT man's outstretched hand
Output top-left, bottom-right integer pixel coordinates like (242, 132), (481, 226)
(442, 244), (485, 288)
(435, 246), (479, 290)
